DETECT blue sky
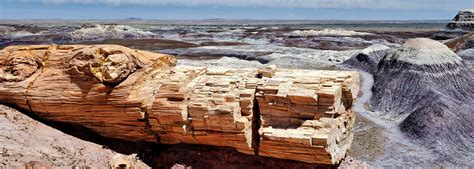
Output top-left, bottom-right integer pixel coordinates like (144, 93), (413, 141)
(0, 0), (472, 20)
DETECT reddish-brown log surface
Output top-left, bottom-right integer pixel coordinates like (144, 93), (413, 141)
(0, 45), (359, 164)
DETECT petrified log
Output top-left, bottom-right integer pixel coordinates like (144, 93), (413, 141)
(256, 69), (359, 164)
(0, 45), (360, 164)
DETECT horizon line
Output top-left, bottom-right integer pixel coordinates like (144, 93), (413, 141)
(0, 18), (451, 21)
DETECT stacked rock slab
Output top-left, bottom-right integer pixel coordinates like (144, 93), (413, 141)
(256, 69), (359, 164)
(186, 67), (258, 154)
(0, 45), (360, 164)
(150, 66), (258, 154)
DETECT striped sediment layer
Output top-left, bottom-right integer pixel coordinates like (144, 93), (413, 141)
(371, 38), (474, 161)
(446, 9), (474, 31)
(372, 38), (470, 116)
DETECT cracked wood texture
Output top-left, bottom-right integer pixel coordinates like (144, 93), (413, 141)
(0, 45), (360, 164)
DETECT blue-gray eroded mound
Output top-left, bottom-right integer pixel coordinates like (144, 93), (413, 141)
(371, 38), (474, 163)
(342, 44), (390, 74)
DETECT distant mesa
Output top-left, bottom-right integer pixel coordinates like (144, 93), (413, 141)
(125, 17), (143, 20)
(202, 18), (226, 21)
(446, 9), (474, 31)
(433, 9), (474, 40)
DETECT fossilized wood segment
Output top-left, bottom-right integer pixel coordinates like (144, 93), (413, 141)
(0, 45), (360, 164)
(0, 45), (177, 142)
(256, 69), (359, 164)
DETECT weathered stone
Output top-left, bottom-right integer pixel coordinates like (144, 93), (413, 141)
(256, 69), (359, 164)
(0, 45), (360, 164)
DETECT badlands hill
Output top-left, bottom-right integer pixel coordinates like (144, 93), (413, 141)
(342, 44), (390, 74)
(431, 10), (473, 40)
(446, 9), (474, 31)
(372, 38), (473, 163)
(342, 38), (473, 165)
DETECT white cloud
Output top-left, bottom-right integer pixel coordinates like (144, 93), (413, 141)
(23, 0), (474, 10)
